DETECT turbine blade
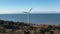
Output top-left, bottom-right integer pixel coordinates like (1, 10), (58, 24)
(29, 8), (32, 12)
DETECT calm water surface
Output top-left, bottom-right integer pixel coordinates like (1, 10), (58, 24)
(0, 14), (60, 25)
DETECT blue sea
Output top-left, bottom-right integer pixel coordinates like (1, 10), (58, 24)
(0, 13), (60, 25)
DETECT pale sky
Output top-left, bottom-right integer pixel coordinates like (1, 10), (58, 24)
(0, 0), (60, 14)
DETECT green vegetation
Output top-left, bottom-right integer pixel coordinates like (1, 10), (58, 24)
(0, 20), (60, 34)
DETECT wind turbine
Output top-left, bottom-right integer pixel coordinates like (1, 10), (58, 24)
(23, 8), (32, 23)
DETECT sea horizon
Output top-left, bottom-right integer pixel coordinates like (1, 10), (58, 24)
(0, 13), (60, 25)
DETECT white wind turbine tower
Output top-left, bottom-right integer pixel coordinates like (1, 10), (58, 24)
(23, 8), (32, 23)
